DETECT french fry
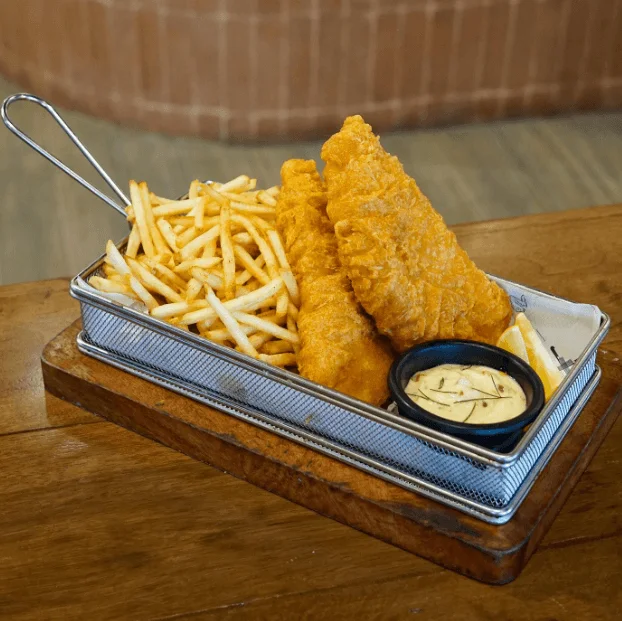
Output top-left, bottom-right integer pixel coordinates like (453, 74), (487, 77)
(185, 278), (203, 302)
(278, 270), (299, 305)
(194, 196), (206, 229)
(98, 175), (299, 371)
(201, 183), (228, 206)
(207, 323), (258, 341)
(179, 278), (283, 325)
(105, 240), (131, 276)
(261, 341), (294, 355)
(233, 312), (299, 343)
(219, 175), (253, 193)
(231, 214), (279, 278)
(180, 224), (221, 260)
(170, 217), (195, 227)
(125, 204), (135, 222)
(102, 264), (118, 278)
(177, 226), (199, 248)
(266, 229), (291, 270)
(257, 190), (277, 207)
(140, 182), (169, 257)
(190, 267), (224, 291)
(89, 276), (135, 296)
(126, 223), (141, 258)
(230, 200), (276, 216)
(152, 197), (203, 217)
(233, 244), (270, 285)
(258, 353), (297, 367)
(156, 218), (179, 253)
(205, 287), (258, 357)
(231, 232), (255, 246)
(127, 257), (184, 303)
(150, 302), (191, 319)
(189, 179), (201, 200)
(105, 241), (157, 309)
(276, 290), (289, 320)
(130, 181), (155, 258)
(248, 332), (273, 349)
(220, 202), (236, 300)
(152, 194), (173, 205)
(288, 302), (299, 321)
(287, 314), (300, 355)
(143, 259), (188, 290)
(173, 257), (222, 273)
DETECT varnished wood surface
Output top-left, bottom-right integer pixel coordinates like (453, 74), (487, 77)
(0, 205), (621, 618)
(42, 320), (622, 586)
(3, 74), (622, 285)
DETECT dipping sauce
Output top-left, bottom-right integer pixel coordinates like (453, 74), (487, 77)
(405, 364), (527, 424)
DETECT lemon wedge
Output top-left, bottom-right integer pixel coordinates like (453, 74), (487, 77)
(496, 325), (529, 364)
(514, 313), (565, 401)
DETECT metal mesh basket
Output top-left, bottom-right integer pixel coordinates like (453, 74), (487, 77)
(1, 93), (609, 525)
(72, 255), (608, 524)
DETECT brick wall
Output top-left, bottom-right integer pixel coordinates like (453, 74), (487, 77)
(1, 0), (620, 141)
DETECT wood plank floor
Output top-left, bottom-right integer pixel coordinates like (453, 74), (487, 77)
(1, 75), (621, 285)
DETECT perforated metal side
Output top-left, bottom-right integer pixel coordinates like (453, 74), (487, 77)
(80, 301), (597, 510)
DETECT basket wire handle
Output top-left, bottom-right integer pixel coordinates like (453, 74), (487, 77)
(1, 93), (130, 217)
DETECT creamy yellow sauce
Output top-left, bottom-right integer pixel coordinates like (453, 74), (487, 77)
(405, 364), (527, 424)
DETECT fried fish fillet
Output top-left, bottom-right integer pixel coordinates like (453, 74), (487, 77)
(321, 116), (512, 352)
(276, 159), (394, 406)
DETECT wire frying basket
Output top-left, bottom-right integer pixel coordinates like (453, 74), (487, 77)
(2, 93), (609, 524)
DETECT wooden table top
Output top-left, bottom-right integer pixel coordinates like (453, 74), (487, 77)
(1, 205), (621, 620)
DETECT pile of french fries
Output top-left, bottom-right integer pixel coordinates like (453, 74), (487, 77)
(89, 175), (300, 368)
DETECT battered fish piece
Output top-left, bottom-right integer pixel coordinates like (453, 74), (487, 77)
(276, 159), (394, 406)
(321, 116), (512, 352)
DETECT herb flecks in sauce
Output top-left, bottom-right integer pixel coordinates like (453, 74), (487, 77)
(405, 364), (527, 424)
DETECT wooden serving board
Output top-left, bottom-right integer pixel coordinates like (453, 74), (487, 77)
(41, 320), (622, 585)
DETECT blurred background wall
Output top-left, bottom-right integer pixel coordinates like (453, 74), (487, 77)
(0, 0), (621, 284)
(1, 0), (620, 142)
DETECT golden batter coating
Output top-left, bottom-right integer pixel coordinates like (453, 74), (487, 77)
(321, 116), (512, 352)
(276, 159), (394, 406)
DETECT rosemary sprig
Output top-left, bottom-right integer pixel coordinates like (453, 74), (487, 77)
(438, 377), (445, 389)
(455, 396), (510, 404)
(463, 403), (477, 423)
(490, 372), (501, 397)
(406, 389), (449, 407)
(469, 387), (499, 398)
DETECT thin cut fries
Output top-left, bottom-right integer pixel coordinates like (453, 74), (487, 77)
(91, 176), (298, 370)
(130, 181), (155, 258)
(262, 340), (294, 355)
(185, 278), (203, 302)
(126, 224), (141, 258)
(157, 218), (179, 253)
(89, 276), (135, 296)
(233, 245), (270, 285)
(150, 302), (191, 319)
(180, 225), (221, 260)
(173, 257), (222, 273)
(127, 258), (184, 303)
(180, 278), (283, 326)
(258, 353), (297, 367)
(233, 312), (299, 343)
(206, 288), (258, 357)
(220, 202), (236, 300)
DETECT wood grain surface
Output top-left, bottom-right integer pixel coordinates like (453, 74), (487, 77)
(41, 321), (622, 586)
(1, 205), (622, 619)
